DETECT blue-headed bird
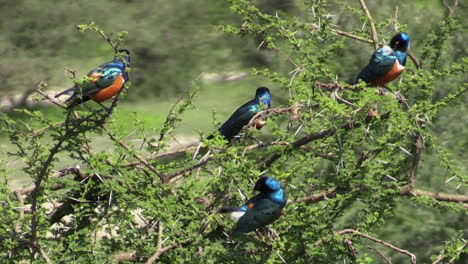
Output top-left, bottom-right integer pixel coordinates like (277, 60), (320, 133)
(208, 87), (271, 141)
(356, 33), (410, 86)
(220, 176), (286, 236)
(55, 49), (130, 108)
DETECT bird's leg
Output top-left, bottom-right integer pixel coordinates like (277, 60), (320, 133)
(256, 227), (278, 239)
(266, 227), (278, 239)
(376, 86), (389, 95)
(96, 101), (111, 112)
(255, 230), (264, 240)
(252, 136), (266, 148)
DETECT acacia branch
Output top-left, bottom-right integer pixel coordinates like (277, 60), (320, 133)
(443, 0), (458, 16)
(293, 186), (468, 207)
(290, 187), (338, 204)
(367, 246), (392, 264)
(145, 222), (179, 264)
(332, 29), (372, 44)
(165, 104), (303, 181)
(259, 112), (391, 170)
(16, 167), (86, 196)
(36, 243), (52, 263)
(14, 190), (25, 234)
(342, 237), (357, 263)
(166, 155), (212, 181)
(401, 188), (468, 205)
(358, 0), (378, 49)
(338, 229), (416, 264)
(408, 134), (423, 188)
(101, 125), (166, 182)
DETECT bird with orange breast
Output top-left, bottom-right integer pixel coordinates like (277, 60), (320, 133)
(55, 49), (130, 109)
(356, 33), (410, 86)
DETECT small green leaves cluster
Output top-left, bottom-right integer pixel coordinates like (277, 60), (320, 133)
(1, 1), (467, 263)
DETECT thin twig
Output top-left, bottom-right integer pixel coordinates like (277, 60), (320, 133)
(101, 125), (166, 182)
(401, 187), (468, 204)
(343, 238), (357, 263)
(259, 112), (391, 170)
(358, 0), (378, 49)
(337, 229), (416, 264)
(14, 191), (25, 233)
(291, 187), (338, 204)
(37, 87), (67, 109)
(443, 0), (458, 16)
(367, 246), (392, 264)
(36, 243), (52, 263)
(408, 134), (423, 188)
(332, 29), (373, 44)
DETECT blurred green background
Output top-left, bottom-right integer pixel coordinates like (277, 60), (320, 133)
(0, 0), (466, 262)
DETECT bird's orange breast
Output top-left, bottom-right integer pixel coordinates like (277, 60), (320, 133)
(371, 60), (404, 86)
(90, 74), (125, 102)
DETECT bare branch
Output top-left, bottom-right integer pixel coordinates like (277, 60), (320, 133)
(291, 187), (338, 204)
(259, 112), (391, 170)
(443, 0), (458, 16)
(145, 222), (179, 264)
(36, 243), (52, 263)
(408, 134), (423, 188)
(338, 229), (416, 264)
(408, 52), (422, 69)
(401, 188), (468, 204)
(367, 246), (392, 264)
(293, 186), (468, 207)
(343, 237), (357, 263)
(14, 190), (25, 234)
(332, 29), (373, 44)
(358, 0), (378, 49)
(37, 86), (67, 109)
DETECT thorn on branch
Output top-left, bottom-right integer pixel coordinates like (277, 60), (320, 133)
(358, 0), (379, 49)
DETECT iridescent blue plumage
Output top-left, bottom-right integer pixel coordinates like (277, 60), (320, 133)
(55, 49), (130, 108)
(356, 33), (410, 86)
(220, 176), (286, 236)
(210, 87), (271, 141)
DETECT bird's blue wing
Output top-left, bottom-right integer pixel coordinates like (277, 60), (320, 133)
(81, 61), (126, 96)
(233, 197), (283, 235)
(356, 46), (397, 83)
(218, 100), (261, 140)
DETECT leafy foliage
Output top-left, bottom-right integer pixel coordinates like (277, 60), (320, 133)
(0, 0), (467, 263)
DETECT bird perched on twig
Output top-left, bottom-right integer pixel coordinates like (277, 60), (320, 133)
(356, 33), (410, 86)
(208, 87), (271, 142)
(55, 49), (130, 109)
(219, 176), (286, 236)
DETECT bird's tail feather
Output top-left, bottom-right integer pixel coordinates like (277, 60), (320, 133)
(219, 206), (243, 213)
(220, 206), (246, 221)
(54, 87), (75, 98)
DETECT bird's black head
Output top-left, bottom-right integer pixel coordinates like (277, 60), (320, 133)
(115, 49), (131, 64)
(389, 33), (410, 52)
(255, 87), (270, 97)
(255, 87), (271, 106)
(254, 176), (281, 193)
